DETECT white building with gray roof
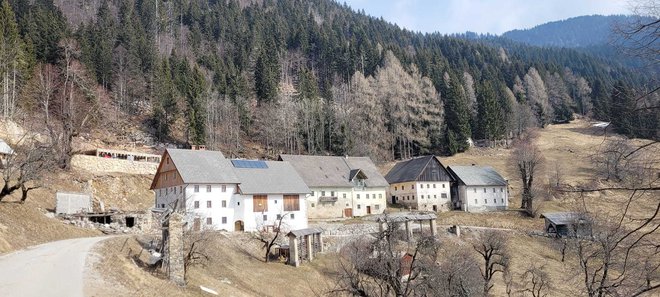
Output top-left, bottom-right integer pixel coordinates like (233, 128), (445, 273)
(151, 149), (310, 232)
(446, 165), (509, 212)
(279, 154), (389, 219)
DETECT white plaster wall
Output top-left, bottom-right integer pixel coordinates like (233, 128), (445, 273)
(352, 187), (387, 216)
(462, 185), (508, 212)
(239, 194), (308, 232)
(307, 187), (353, 219)
(389, 181), (451, 211)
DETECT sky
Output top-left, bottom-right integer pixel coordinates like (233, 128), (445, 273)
(340, 0), (631, 35)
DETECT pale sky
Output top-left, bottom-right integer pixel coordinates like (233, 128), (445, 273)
(340, 0), (631, 35)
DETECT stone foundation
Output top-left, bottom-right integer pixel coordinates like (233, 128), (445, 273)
(71, 155), (157, 175)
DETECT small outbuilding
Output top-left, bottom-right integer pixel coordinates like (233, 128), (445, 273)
(541, 212), (592, 237)
(375, 212), (437, 240)
(287, 228), (324, 267)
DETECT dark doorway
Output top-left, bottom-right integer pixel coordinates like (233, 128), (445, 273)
(344, 208), (353, 217)
(391, 196), (396, 204)
(366, 206), (372, 214)
(89, 215), (112, 224)
(125, 217), (135, 228)
(234, 220), (244, 232)
(432, 205), (438, 212)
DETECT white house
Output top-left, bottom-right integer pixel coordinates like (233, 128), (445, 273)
(151, 149), (310, 232)
(385, 155), (455, 212)
(279, 154), (389, 218)
(446, 165), (509, 212)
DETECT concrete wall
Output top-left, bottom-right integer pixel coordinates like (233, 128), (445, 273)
(72, 155), (157, 175)
(55, 192), (92, 214)
(461, 185), (508, 212)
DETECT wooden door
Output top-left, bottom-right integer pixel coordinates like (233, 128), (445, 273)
(366, 206), (371, 214)
(344, 208), (353, 217)
(234, 220), (244, 232)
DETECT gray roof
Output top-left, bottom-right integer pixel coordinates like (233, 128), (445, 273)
(447, 165), (507, 186)
(167, 149), (239, 184)
(344, 157), (389, 187)
(385, 155), (444, 184)
(232, 160), (310, 195)
(541, 212), (589, 225)
(279, 154), (388, 188)
(287, 227), (324, 237)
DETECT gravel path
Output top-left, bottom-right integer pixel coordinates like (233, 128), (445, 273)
(0, 236), (110, 297)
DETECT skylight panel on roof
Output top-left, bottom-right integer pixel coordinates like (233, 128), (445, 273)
(231, 160), (268, 169)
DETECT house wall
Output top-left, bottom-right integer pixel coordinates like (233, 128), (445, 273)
(352, 187), (387, 216)
(461, 185), (508, 212)
(389, 181), (451, 211)
(306, 187), (353, 219)
(237, 194), (308, 232)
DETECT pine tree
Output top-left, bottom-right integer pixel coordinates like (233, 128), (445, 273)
(443, 73), (471, 154)
(254, 38), (280, 104)
(610, 81), (635, 137)
(0, 0), (26, 118)
(477, 81), (506, 141)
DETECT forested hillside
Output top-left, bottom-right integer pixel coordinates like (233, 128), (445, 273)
(1, 0), (657, 162)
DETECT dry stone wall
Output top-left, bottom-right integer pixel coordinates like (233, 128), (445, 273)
(72, 155), (157, 175)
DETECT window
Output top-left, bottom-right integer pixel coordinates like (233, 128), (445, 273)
(331, 191), (335, 196)
(222, 217), (227, 224)
(263, 214), (267, 221)
(311, 191), (315, 196)
(501, 199), (504, 203)
(484, 199), (487, 204)
(207, 201), (212, 208)
(441, 193), (447, 198)
(343, 193), (347, 199)
(375, 205), (380, 210)
(321, 191), (326, 196)
(222, 185), (227, 192)
(284, 195), (300, 211)
(346, 203), (349, 207)
(494, 199), (496, 204)
(395, 186), (398, 191)
(474, 188), (477, 193)
(493, 188), (496, 193)
(159, 189), (162, 195)
(442, 184), (445, 188)
(420, 184), (423, 189)
(474, 199), (478, 204)
(427, 184), (430, 188)
(434, 195), (437, 198)
(311, 203), (315, 207)
(166, 157), (169, 164)
(433, 184), (436, 188)
(290, 213), (295, 219)
(222, 200), (227, 208)
(194, 201), (200, 208)
(500, 188), (504, 192)
(277, 214), (282, 220)
(206, 185), (212, 192)
(379, 194), (382, 198)
(366, 194), (370, 199)
(253, 195), (268, 212)
(412, 185), (415, 189)
(206, 217), (212, 225)
(484, 188), (487, 193)
(421, 195), (424, 199)
(402, 186), (404, 190)
(274, 200), (278, 204)
(174, 187), (177, 194)
(194, 185), (199, 192)
(357, 194), (360, 199)
(237, 202), (240, 206)
(357, 204), (361, 209)
(165, 188), (168, 195)
(180, 186), (182, 193)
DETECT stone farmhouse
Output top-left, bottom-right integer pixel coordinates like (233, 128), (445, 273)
(151, 149), (310, 232)
(385, 155), (454, 212)
(279, 154), (388, 218)
(446, 165), (509, 212)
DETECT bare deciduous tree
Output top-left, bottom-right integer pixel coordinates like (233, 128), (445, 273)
(254, 212), (289, 262)
(510, 135), (545, 216)
(520, 265), (551, 297)
(472, 230), (510, 295)
(0, 137), (54, 203)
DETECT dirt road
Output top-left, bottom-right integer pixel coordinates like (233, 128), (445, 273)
(0, 236), (109, 297)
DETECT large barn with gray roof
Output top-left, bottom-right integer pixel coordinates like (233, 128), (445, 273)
(385, 155), (455, 212)
(446, 165), (509, 212)
(279, 154), (388, 218)
(151, 149), (310, 232)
